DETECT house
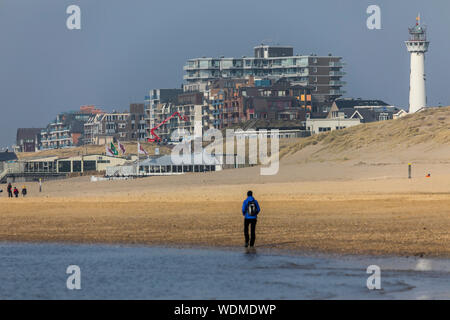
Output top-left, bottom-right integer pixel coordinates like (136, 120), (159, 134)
(0, 151), (18, 165)
(16, 128), (43, 152)
(327, 98), (402, 123)
(393, 109), (408, 119)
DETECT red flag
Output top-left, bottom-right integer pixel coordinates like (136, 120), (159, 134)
(138, 143), (148, 156)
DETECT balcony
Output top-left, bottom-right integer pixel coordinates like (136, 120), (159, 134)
(184, 74), (196, 80)
(329, 62), (344, 67)
(184, 64), (219, 71)
(329, 80), (346, 86)
(329, 71), (346, 76)
(183, 65), (195, 71)
(329, 90), (347, 95)
(281, 70), (309, 77)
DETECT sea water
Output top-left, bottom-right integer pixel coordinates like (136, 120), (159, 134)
(0, 242), (448, 299)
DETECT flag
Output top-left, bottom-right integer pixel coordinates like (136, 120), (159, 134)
(106, 145), (115, 156)
(118, 140), (126, 155)
(138, 142), (148, 156)
(110, 142), (118, 156)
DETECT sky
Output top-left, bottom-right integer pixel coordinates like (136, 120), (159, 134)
(1, 0), (449, 147)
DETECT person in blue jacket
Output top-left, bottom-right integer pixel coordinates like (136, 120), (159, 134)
(242, 190), (261, 248)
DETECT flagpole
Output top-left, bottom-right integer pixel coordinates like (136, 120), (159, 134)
(137, 140), (139, 177)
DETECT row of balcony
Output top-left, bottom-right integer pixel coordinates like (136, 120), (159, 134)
(184, 59), (332, 71)
(41, 136), (71, 142)
(184, 70), (311, 80)
(41, 128), (70, 134)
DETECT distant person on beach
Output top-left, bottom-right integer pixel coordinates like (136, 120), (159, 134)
(7, 183), (13, 198)
(242, 190), (261, 248)
(22, 186), (27, 197)
(13, 187), (19, 198)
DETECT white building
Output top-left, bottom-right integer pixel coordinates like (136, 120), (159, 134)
(306, 116), (361, 135)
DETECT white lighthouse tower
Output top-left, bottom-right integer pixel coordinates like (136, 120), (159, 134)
(405, 15), (430, 113)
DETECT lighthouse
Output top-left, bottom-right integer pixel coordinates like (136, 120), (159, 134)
(405, 15), (430, 113)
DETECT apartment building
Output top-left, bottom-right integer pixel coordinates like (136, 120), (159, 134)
(129, 103), (147, 140)
(147, 92), (208, 142)
(84, 112), (130, 145)
(184, 45), (345, 112)
(145, 89), (183, 132)
(207, 78), (251, 129)
(40, 106), (106, 150)
(40, 117), (74, 150)
(83, 104), (148, 145)
(242, 82), (313, 121)
(207, 78), (313, 129)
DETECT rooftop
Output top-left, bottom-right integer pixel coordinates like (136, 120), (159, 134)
(0, 151), (18, 162)
(334, 98), (390, 109)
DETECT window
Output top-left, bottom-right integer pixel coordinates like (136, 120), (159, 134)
(73, 161), (82, 172)
(58, 161), (71, 173)
(83, 160), (96, 171)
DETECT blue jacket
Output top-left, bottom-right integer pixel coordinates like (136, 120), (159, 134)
(242, 196), (260, 219)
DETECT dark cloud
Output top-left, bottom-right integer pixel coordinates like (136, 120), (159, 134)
(1, 0), (449, 147)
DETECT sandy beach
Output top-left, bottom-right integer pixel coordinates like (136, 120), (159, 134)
(1, 109), (449, 257)
(1, 161), (449, 257)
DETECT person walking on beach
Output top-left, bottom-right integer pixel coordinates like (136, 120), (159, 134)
(7, 183), (13, 198)
(242, 190), (260, 248)
(13, 187), (19, 198)
(21, 186), (27, 197)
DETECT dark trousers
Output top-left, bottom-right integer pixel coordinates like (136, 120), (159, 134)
(244, 219), (257, 246)
(8, 191), (12, 198)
